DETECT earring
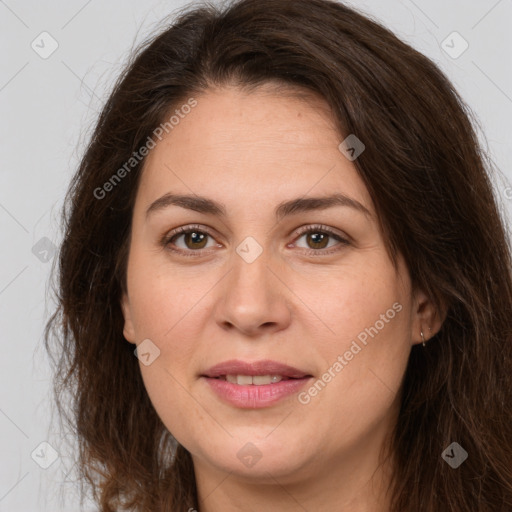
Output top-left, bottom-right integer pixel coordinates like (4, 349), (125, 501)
(420, 330), (426, 347)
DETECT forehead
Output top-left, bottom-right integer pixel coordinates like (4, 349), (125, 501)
(135, 85), (374, 217)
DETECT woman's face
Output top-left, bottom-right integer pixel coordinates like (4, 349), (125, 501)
(121, 85), (434, 486)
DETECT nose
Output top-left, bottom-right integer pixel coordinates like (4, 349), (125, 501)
(214, 243), (292, 337)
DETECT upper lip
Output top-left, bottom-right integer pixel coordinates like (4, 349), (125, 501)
(202, 359), (311, 379)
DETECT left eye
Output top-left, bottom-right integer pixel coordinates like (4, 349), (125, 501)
(294, 230), (343, 250)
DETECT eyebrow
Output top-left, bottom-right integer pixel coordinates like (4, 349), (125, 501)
(145, 192), (372, 221)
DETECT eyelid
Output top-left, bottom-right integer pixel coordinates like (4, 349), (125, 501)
(293, 223), (351, 243)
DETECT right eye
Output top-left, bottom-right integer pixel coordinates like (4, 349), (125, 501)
(161, 224), (220, 256)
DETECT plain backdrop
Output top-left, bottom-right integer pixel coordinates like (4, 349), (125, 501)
(0, 0), (511, 510)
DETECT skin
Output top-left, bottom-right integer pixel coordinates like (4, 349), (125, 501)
(121, 83), (443, 511)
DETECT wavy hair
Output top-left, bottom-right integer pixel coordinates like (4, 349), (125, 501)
(44, 0), (512, 510)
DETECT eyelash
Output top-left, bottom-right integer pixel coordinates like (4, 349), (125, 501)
(160, 224), (350, 258)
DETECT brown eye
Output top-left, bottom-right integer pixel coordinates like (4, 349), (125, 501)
(162, 225), (218, 256)
(293, 225), (350, 255)
(172, 230), (209, 250)
(303, 232), (330, 249)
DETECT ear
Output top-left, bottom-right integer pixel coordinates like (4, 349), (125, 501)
(410, 288), (447, 346)
(120, 293), (137, 344)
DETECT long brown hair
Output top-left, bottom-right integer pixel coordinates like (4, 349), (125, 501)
(44, 0), (512, 510)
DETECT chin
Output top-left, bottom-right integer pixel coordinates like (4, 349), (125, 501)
(193, 435), (314, 481)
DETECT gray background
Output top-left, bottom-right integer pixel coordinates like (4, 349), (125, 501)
(0, 0), (511, 510)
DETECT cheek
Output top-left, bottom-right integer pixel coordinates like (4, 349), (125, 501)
(299, 253), (408, 351)
(295, 258), (411, 428)
(126, 253), (214, 400)
(127, 272), (206, 438)
(126, 247), (204, 338)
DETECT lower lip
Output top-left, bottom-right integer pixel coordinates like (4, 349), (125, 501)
(202, 377), (312, 409)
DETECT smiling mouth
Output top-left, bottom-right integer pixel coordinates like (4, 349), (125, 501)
(202, 372), (313, 409)
(213, 374), (300, 385)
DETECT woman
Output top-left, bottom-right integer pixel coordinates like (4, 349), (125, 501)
(44, 0), (512, 510)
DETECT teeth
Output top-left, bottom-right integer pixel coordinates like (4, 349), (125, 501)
(224, 375), (284, 385)
(237, 375), (253, 385)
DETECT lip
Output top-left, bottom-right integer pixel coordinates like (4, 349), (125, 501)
(200, 359), (313, 409)
(202, 359), (311, 379)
